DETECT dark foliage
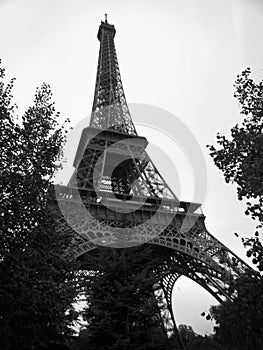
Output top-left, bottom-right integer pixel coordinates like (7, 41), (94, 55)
(169, 324), (224, 350)
(207, 68), (263, 350)
(74, 245), (175, 350)
(0, 60), (79, 349)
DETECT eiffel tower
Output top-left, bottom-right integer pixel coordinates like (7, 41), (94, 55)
(51, 15), (251, 343)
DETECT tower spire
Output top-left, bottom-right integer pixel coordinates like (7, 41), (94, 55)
(90, 18), (137, 135)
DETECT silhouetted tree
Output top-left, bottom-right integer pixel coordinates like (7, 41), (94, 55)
(185, 334), (224, 350)
(0, 60), (79, 349)
(177, 324), (196, 347)
(76, 245), (175, 350)
(170, 324), (223, 350)
(207, 68), (263, 350)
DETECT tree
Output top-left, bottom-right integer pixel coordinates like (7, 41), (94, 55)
(208, 68), (263, 240)
(207, 68), (263, 349)
(169, 324), (223, 350)
(177, 324), (196, 347)
(75, 245), (175, 350)
(0, 60), (79, 349)
(185, 334), (224, 350)
(208, 271), (263, 350)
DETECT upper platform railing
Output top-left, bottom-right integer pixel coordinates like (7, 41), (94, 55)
(52, 184), (204, 216)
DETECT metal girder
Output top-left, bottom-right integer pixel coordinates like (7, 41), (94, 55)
(50, 18), (255, 339)
(69, 126), (178, 200)
(51, 187), (251, 300)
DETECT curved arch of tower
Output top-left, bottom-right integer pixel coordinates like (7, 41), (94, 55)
(50, 17), (252, 339)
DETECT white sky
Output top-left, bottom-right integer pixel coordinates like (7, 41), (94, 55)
(1, 0), (263, 336)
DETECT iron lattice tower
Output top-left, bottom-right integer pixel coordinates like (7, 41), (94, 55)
(50, 17), (252, 342)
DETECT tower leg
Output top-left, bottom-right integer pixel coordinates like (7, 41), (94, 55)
(160, 274), (186, 350)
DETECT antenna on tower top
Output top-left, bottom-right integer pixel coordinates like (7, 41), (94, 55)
(105, 13), (108, 23)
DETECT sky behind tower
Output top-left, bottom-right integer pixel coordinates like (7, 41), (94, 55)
(1, 0), (263, 335)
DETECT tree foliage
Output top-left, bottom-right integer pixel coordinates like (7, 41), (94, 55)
(208, 68), (263, 229)
(209, 271), (263, 350)
(207, 68), (263, 349)
(75, 245), (175, 350)
(0, 60), (79, 349)
(169, 324), (224, 350)
(177, 324), (196, 347)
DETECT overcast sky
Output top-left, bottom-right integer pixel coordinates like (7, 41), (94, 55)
(1, 0), (263, 335)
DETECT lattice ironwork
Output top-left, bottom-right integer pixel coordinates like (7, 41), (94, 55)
(52, 17), (254, 342)
(68, 127), (178, 200)
(90, 19), (136, 135)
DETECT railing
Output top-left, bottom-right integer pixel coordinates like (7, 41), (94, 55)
(52, 185), (203, 216)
